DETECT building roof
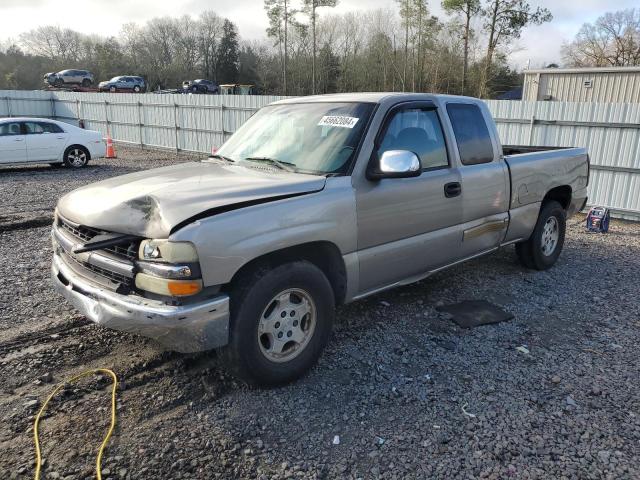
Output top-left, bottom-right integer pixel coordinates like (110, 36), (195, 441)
(524, 66), (640, 75)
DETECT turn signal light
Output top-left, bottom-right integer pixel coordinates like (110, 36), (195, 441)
(135, 273), (203, 297)
(167, 280), (202, 296)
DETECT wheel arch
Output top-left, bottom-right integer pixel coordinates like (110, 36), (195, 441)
(226, 241), (347, 306)
(542, 185), (572, 210)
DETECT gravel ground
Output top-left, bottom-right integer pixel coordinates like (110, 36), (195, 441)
(1, 147), (639, 479)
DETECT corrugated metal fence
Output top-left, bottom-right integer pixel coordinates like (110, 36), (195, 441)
(485, 100), (640, 219)
(0, 90), (287, 153)
(1, 90), (639, 219)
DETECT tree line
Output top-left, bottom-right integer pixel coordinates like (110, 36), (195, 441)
(13, 2), (638, 99)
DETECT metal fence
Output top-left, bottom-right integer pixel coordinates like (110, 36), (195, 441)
(1, 90), (639, 219)
(0, 90), (288, 154)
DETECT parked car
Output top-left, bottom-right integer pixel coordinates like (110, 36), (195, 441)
(219, 83), (256, 95)
(43, 72), (57, 86)
(0, 118), (105, 168)
(98, 76), (146, 93)
(51, 93), (589, 385)
(45, 69), (94, 87)
(182, 79), (219, 94)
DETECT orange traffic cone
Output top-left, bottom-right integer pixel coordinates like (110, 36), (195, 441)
(105, 134), (117, 159)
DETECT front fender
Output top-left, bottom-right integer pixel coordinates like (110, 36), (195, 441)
(169, 177), (357, 288)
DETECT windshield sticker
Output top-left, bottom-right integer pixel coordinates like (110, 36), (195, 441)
(318, 115), (359, 129)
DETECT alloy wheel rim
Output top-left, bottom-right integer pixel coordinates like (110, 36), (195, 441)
(541, 216), (559, 256)
(68, 149), (86, 167)
(257, 288), (316, 363)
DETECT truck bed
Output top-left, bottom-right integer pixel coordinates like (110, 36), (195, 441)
(502, 145), (575, 156)
(502, 145), (589, 212)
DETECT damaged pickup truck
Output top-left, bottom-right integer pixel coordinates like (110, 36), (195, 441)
(51, 93), (589, 385)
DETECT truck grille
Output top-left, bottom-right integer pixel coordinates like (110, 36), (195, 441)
(61, 250), (134, 288)
(59, 218), (138, 260)
(55, 216), (140, 292)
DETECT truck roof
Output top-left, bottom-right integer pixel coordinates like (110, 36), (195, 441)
(272, 92), (483, 105)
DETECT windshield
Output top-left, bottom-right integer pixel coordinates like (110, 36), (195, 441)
(110, 76), (122, 81)
(215, 102), (375, 175)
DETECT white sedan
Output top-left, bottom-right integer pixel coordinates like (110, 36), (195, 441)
(0, 118), (106, 168)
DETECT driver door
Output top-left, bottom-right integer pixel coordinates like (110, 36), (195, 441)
(355, 103), (464, 293)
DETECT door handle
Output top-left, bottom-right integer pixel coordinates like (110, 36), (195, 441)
(444, 182), (462, 198)
(14, 138), (24, 142)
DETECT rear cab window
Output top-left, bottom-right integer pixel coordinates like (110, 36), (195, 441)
(40, 122), (64, 133)
(446, 103), (495, 165)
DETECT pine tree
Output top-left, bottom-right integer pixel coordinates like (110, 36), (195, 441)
(216, 19), (240, 83)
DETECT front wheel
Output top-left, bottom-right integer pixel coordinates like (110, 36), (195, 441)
(222, 261), (335, 386)
(109, 86), (116, 93)
(516, 200), (566, 270)
(133, 85), (141, 93)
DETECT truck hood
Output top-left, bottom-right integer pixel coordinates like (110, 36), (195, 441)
(57, 161), (326, 238)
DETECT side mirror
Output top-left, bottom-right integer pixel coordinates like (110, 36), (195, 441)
(367, 150), (422, 180)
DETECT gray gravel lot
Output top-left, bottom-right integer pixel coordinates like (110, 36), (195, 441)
(1, 147), (639, 479)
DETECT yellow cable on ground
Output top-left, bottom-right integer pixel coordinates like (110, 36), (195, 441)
(33, 368), (118, 480)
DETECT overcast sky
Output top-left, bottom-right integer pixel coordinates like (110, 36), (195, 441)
(1, 0), (637, 70)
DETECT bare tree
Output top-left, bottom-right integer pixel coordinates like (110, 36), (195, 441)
(562, 9), (640, 67)
(19, 26), (83, 62)
(198, 11), (224, 80)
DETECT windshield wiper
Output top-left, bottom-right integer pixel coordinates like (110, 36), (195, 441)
(208, 153), (235, 163)
(243, 156), (297, 173)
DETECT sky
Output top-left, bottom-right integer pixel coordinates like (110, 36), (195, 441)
(0, 0), (638, 70)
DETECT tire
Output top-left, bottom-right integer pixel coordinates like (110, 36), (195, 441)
(81, 78), (91, 87)
(191, 85), (198, 93)
(63, 146), (89, 168)
(109, 86), (116, 93)
(515, 200), (566, 271)
(222, 261), (335, 386)
(54, 78), (63, 87)
(133, 85), (141, 93)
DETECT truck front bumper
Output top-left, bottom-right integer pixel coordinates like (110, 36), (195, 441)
(51, 252), (230, 353)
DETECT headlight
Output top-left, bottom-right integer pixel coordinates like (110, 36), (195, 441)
(136, 240), (202, 296)
(138, 240), (198, 263)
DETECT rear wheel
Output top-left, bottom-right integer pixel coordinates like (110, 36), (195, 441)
(81, 78), (91, 87)
(133, 85), (141, 93)
(222, 261), (335, 386)
(63, 146), (89, 168)
(515, 200), (566, 270)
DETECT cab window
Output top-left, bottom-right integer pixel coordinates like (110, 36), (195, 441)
(446, 103), (495, 165)
(40, 122), (64, 133)
(0, 122), (22, 136)
(24, 122), (45, 134)
(377, 107), (449, 170)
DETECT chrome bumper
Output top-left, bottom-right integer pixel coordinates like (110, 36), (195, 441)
(51, 252), (230, 353)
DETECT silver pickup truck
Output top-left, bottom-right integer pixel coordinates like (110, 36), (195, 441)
(51, 93), (589, 385)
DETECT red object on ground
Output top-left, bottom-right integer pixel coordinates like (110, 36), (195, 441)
(105, 134), (117, 159)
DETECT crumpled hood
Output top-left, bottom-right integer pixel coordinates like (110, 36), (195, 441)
(57, 161), (326, 238)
